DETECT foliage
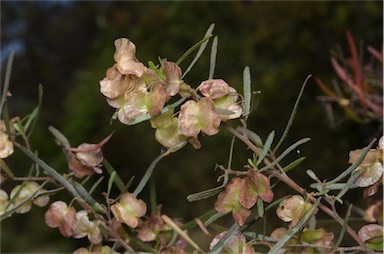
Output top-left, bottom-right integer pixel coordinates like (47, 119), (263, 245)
(1, 25), (383, 254)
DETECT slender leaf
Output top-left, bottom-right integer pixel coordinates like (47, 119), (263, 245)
(132, 141), (187, 197)
(187, 185), (224, 202)
(310, 182), (359, 190)
(260, 137), (311, 172)
(236, 126), (263, 147)
(133, 153), (165, 197)
(306, 169), (319, 181)
(204, 212), (226, 227)
(209, 36), (218, 79)
(273, 75), (312, 153)
(88, 176), (104, 196)
(0, 159), (14, 178)
(257, 198), (264, 218)
(103, 159), (124, 192)
(122, 175), (135, 194)
(48, 126), (70, 149)
(336, 169), (365, 200)
(227, 135), (236, 169)
(256, 130), (275, 166)
(208, 223), (240, 254)
(243, 66), (251, 119)
(181, 23), (215, 78)
(334, 204), (353, 250)
(126, 97), (187, 125)
(107, 171), (116, 197)
(16, 143), (80, 199)
(283, 157), (306, 172)
(27, 84), (43, 138)
(72, 181), (106, 214)
(327, 138), (376, 184)
(268, 198), (321, 254)
(176, 36), (211, 66)
(182, 209), (217, 230)
(149, 174), (157, 214)
(0, 50), (14, 117)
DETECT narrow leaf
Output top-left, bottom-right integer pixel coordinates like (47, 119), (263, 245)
(257, 198), (264, 218)
(283, 157), (306, 172)
(126, 97), (187, 125)
(187, 186), (224, 202)
(133, 145), (181, 196)
(268, 198), (321, 254)
(182, 209), (217, 230)
(107, 171), (117, 197)
(209, 36), (218, 79)
(260, 137), (311, 172)
(27, 84), (43, 138)
(88, 176), (104, 196)
(334, 204), (353, 250)
(0, 50), (14, 117)
(236, 126), (263, 147)
(306, 169), (319, 181)
(122, 175), (135, 194)
(103, 159), (124, 192)
(0, 159), (14, 178)
(256, 130), (275, 166)
(208, 223), (240, 254)
(73, 181), (106, 214)
(243, 66), (251, 119)
(15, 143), (80, 199)
(227, 136), (236, 169)
(273, 75), (311, 153)
(181, 23), (215, 79)
(336, 169), (364, 200)
(204, 212), (226, 227)
(327, 138), (376, 184)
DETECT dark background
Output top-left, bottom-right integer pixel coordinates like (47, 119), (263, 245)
(1, 1), (382, 252)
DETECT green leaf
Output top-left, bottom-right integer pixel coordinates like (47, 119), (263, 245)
(310, 182), (359, 190)
(103, 159), (124, 192)
(208, 223), (240, 254)
(181, 209), (217, 230)
(0, 159), (14, 178)
(179, 23), (215, 78)
(273, 74), (311, 153)
(209, 36), (218, 79)
(236, 126), (263, 147)
(283, 157), (306, 172)
(260, 137), (311, 172)
(268, 198), (321, 254)
(327, 138), (376, 185)
(27, 84), (43, 138)
(336, 168), (364, 200)
(187, 185), (224, 202)
(257, 198), (264, 218)
(0, 50), (14, 117)
(107, 171), (116, 197)
(306, 169), (319, 181)
(132, 141), (187, 197)
(15, 143), (80, 199)
(243, 66), (251, 120)
(334, 204), (352, 250)
(256, 130), (275, 166)
(126, 97), (187, 125)
(73, 181), (106, 214)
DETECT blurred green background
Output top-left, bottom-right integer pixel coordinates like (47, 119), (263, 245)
(1, 1), (382, 252)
